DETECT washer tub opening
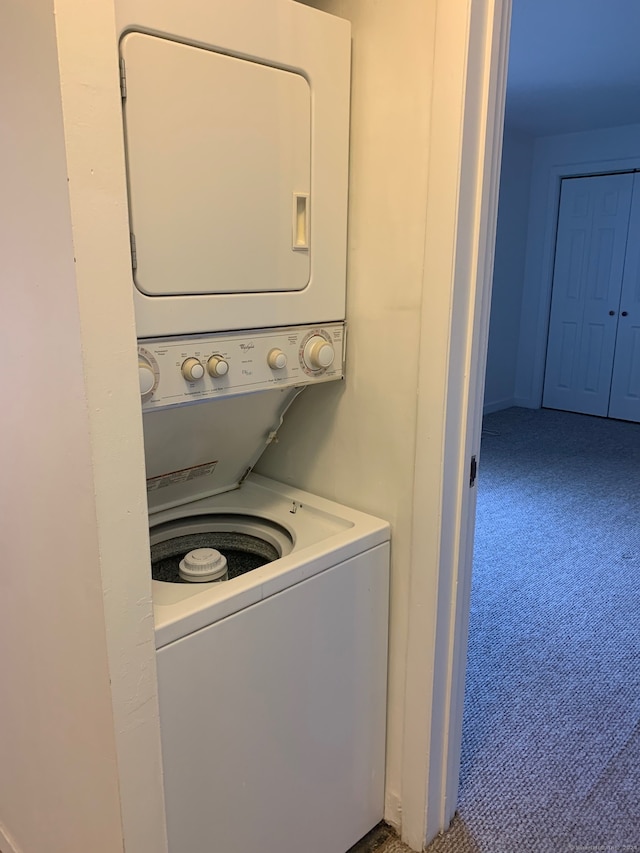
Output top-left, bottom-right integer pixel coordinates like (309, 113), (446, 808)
(149, 513), (294, 584)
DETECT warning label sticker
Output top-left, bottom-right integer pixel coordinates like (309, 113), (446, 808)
(147, 461), (218, 492)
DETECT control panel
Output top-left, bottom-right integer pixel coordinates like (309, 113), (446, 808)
(138, 323), (345, 410)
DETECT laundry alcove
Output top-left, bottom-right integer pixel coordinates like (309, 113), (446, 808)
(543, 171), (640, 422)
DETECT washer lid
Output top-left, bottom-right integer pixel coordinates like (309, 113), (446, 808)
(121, 32), (311, 298)
(143, 386), (303, 513)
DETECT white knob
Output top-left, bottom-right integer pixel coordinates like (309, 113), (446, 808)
(207, 355), (229, 377)
(267, 348), (288, 370)
(138, 363), (155, 396)
(303, 336), (335, 371)
(181, 358), (204, 381)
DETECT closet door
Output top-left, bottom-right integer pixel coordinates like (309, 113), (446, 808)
(609, 173), (640, 422)
(543, 173), (634, 416)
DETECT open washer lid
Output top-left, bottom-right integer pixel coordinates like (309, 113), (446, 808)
(143, 386), (303, 513)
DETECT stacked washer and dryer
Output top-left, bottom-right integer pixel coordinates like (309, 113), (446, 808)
(116, 2), (390, 852)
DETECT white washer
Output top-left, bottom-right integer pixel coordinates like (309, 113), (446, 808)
(152, 475), (389, 853)
(141, 325), (390, 853)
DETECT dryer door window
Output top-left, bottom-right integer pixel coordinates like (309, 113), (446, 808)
(121, 33), (311, 297)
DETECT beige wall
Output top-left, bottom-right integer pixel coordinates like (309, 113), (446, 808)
(0, 2), (123, 850)
(0, 2), (167, 852)
(261, 3), (507, 848)
(257, 0), (438, 829)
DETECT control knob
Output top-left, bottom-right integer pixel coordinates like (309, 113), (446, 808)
(303, 336), (335, 371)
(138, 362), (155, 397)
(181, 358), (205, 382)
(207, 355), (229, 377)
(267, 348), (288, 370)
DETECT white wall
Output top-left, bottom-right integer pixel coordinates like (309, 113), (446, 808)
(514, 122), (640, 408)
(261, 0), (509, 848)
(483, 127), (533, 413)
(257, 0), (437, 833)
(0, 2), (167, 852)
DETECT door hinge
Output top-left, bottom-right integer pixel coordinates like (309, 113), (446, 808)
(469, 454), (477, 488)
(130, 232), (137, 271)
(119, 57), (127, 99)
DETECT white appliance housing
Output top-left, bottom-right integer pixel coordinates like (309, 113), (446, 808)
(151, 475), (390, 853)
(141, 324), (389, 853)
(115, 0), (351, 337)
(118, 5), (386, 852)
(139, 325), (389, 853)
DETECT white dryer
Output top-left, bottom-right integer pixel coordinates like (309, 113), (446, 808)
(115, 0), (351, 337)
(141, 326), (390, 853)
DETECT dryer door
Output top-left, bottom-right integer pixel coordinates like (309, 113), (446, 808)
(121, 32), (311, 298)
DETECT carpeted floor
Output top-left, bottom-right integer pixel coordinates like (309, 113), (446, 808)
(352, 408), (640, 853)
(428, 407), (640, 853)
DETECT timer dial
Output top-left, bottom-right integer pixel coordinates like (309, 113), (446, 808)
(137, 346), (159, 401)
(139, 363), (155, 396)
(181, 358), (205, 381)
(207, 355), (229, 377)
(303, 335), (335, 371)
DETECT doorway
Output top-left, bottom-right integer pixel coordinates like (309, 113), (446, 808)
(453, 0), (640, 847)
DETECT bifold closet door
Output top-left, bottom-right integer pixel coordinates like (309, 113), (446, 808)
(608, 173), (640, 421)
(543, 173), (634, 417)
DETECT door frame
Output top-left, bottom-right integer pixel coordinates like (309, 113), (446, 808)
(400, 10), (640, 850)
(400, 0), (511, 847)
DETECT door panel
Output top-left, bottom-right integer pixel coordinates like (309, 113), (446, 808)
(584, 322), (607, 392)
(557, 322), (578, 388)
(609, 173), (640, 421)
(543, 173), (634, 416)
(122, 32), (311, 298)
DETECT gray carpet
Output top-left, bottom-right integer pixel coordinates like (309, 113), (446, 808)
(351, 408), (640, 853)
(427, 407), (640, 852)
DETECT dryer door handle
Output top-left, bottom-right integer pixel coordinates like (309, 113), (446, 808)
(292, 193), (309, 251)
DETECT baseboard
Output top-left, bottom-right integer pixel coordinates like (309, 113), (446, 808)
(0, 822), (22, 853)
(483, 397), (515, 415)
(512, 396), (539, 410)
(383, 788), (402, 832)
